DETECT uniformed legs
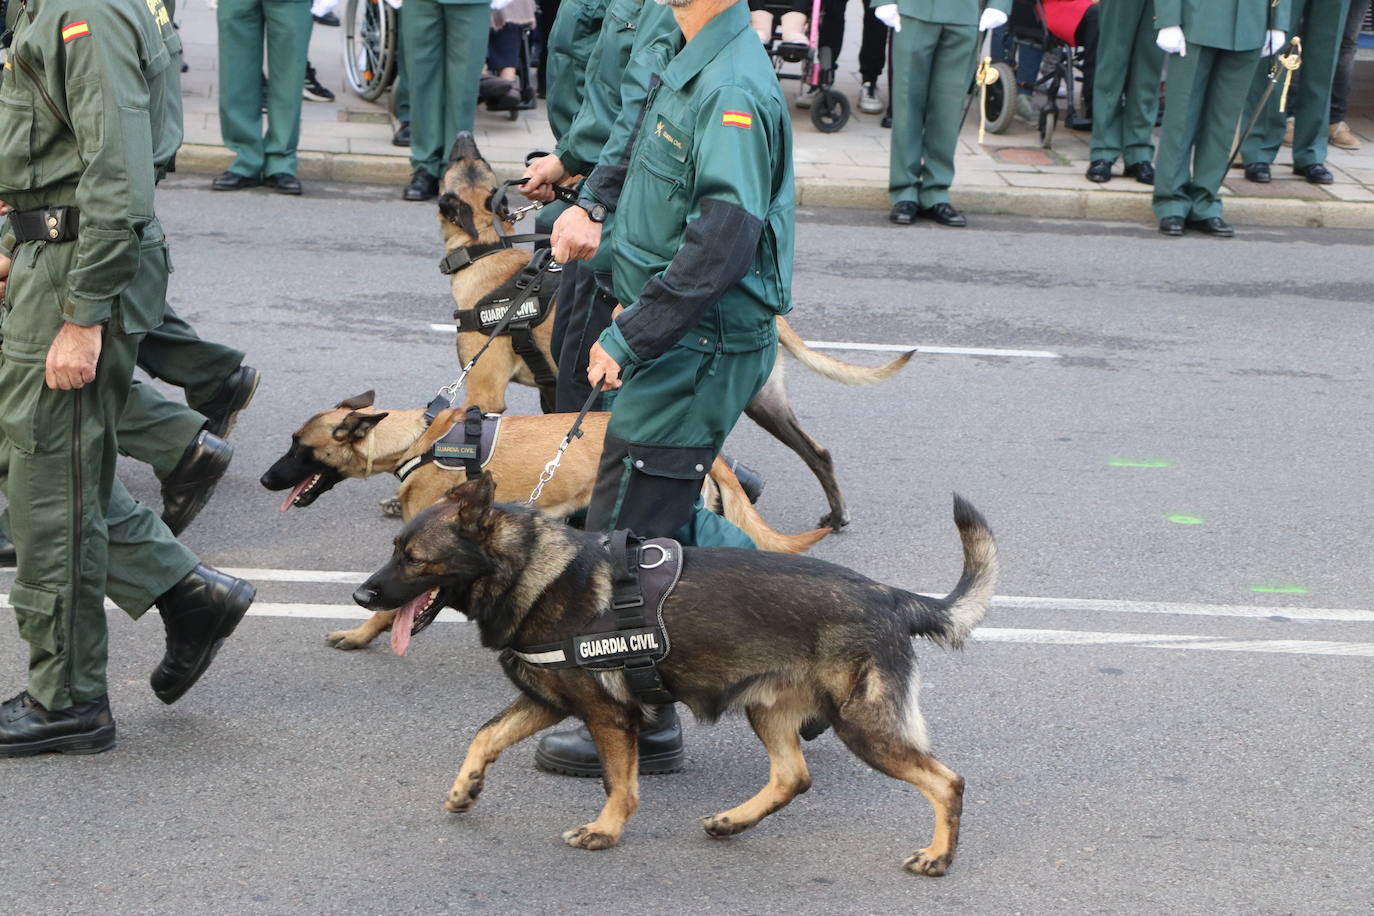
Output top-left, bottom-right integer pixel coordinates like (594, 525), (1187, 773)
(889, 16), (976, 209)
(136, 304), (245, 409)
(118, 381), (208, 478)
(263, 0), (314, 178)
(403, 0), (490, 181)
(552, 265), (615, 413)
(216, 0), (311, 179)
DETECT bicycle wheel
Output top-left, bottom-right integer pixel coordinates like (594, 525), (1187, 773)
(343, 0), (397, 101)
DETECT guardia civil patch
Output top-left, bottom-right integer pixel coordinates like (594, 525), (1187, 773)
(61, 20), (91, 42)
(722, 110), (752, 129)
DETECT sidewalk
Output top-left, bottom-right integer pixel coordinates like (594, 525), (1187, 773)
(174, 1), (1374, 229)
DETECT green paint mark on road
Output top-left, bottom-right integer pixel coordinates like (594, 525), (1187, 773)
(1108, 459), (1171, 468)
(1166, 515), (1205, 525)
(1250, 585), (1310, 595)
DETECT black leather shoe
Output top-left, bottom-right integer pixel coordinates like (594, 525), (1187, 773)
(1085, 159), (1113, 182)
(392, 121), (411, 147)
(0, 691), (116, 757)
(1123, 160), (1155, 185)
(1158, 216), (1185, 237)
(0, 533), (14, 569)
(1187, 217), (1234, 237)
(313, 11), (340, 26)
(211, 170), (261, 191)
(160, 431), (233, 536)
(534, 705), (685, 777)
(266, 172), (302, 195)
(1295, 163), (1334, 185)
(197, 365), (261, 440)
(1243, 162), (1271, 183)
(920, 202), (967, 227)
(720, 453), (764, 504)
(151, 566), (256, 705)
(889, 201), (919, 225)
(403, 167), (439, 201)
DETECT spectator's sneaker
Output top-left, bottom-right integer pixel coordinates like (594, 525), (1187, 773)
(303, 64), (335, 102)
(1281, 118), (1294, 147)
(796, 84), (819, 109)
(1329, 121), (1361, 151)
(0, 692), (116, 757)
(858, 81), (883, 114)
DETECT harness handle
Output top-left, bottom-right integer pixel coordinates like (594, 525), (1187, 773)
(526, 381), (605, 506)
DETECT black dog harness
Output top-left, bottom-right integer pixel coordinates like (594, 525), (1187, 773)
(509, 531), (682, 704)
(394, 405), (503, 484)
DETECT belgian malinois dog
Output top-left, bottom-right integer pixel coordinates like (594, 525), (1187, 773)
(353, 472), (998, 876)
(437, 132), (913, 531)
(261, 392), (830, 650)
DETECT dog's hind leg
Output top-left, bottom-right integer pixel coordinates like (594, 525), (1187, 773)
(743, 373), (849, 531)
(701, 699), (813, 838)
(325, 610), (396, 650)
(445, 696), (565, 814)
(561, 717), (639, 851)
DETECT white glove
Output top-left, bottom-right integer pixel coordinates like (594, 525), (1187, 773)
(874, 4), (900, 32)
(978, 8), (1008, 32)
(491, 0), (514, 9)
(1155, 25), (1186, 57)
(1262, 29), (1287, 57)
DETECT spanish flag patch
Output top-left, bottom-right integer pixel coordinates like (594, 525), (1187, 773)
(722, 110), (752, 129)
(62, 20), (91, 42)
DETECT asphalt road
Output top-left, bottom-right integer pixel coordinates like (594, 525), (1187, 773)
(2, 178), (1372, 915)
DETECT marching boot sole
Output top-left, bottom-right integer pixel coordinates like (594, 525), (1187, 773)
(534, 745), (685, 778)
(0, 722), (116, 757)
(207, 369), (262, 440)
(154, 582), (256, 705)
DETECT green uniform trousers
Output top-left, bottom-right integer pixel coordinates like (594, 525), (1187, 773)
(1089, 0), (1165, 165)
(1239, 0), (1352, 170)
(1153, 44), (1261, 220)
(889, 15), (977, 207)
(0, 232), (198, 711)
(401, 0), (490, 179)
(217, 0), (313, 178)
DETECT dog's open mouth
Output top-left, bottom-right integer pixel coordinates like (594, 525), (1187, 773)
(390, 588), (443, 656)
(281, 473), (328, 511)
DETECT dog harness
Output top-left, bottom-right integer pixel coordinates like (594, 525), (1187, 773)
(508, 531), (682, 704)
(394, 406), (504, 483)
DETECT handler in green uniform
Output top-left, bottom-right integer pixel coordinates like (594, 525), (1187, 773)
(1239, 0), (1352, 185)
(1086, 0), (1166, 184)
(873, 0), (1011, 227)
(1152, 0), (1290, 237)
(400, 0), (490, 201)
(213, 0), (312, 194)
(0, 0), (256, 757)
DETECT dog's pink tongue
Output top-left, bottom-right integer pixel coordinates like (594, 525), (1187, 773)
(390, 592), (429, 656)
(280, 478), (313, 513)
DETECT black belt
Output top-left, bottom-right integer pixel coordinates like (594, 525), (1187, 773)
(9, 206), (80, 243)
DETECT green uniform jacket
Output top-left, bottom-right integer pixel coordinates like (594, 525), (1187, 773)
(554, 0), (646, 176)
(545, 0), (610, 141)
(0, 0), (179, 326)
(588, 1), (794, 369)
(884, 0), (1012, 26)
(1154, 0), (1291, 50)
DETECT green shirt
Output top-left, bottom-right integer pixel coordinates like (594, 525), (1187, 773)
(1153, 0), (1291, 51)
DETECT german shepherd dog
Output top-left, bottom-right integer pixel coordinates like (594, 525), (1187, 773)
(261, 393), (830, 650)
(438, 132), (912, 531)
(353, 473), (998, 875)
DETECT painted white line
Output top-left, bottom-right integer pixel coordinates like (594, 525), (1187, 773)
(989, 595), (1374, 624)
(427, 323), (1060, 359)
(975, 627), (1374, 658)
(219, 568), (368, 584)
(244, 603), (469, 623)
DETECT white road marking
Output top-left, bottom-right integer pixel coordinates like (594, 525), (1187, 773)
(427, 323), (1060, 359)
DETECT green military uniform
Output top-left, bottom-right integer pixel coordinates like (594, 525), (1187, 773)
(401, 0), (489, 182)
(1239, 0), (1352, 172)
(216, 0), (312, 180)
(880, 0), (1012, 208)
(0, 0), (201, 710)
(1153, 0), (1292, 221)
(1090, 0), (1167, 168)
(578, 0), (792, 547)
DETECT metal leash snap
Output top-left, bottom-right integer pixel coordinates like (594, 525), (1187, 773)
(525, 382), (604, 506)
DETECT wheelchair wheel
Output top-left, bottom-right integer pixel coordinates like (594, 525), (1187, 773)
(983, 61), (1016, 135)
(811, 89), (850, 133)
(1038, 106), (1058, 149)
(343, 0), (397, 101)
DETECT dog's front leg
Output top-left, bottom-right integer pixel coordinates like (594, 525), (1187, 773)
(326, 610), (395, 650)
(561, 718), (639, 851)
(445, 696), (565, 813)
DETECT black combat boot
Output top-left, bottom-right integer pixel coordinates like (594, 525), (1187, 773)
(0, 532), (14, 569)
(535, 704), (684, 777)
(196, 364), (260, 439)
(0, 691), (116, 757)
(160, 430), (234, 536)
(150, 565), (256, 705)
(720, 454), (765, 504)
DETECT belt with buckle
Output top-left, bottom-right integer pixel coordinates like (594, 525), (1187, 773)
(9, 206), (80, 243)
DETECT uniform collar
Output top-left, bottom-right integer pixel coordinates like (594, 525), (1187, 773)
(660, 1), (750, 92)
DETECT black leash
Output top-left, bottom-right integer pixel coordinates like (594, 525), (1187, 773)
(526, 381), (605, 505)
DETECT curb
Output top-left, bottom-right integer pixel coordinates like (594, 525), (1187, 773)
(176, 144), (1374, 231)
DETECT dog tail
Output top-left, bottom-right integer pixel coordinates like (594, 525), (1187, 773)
(776, 316), (915, 386)
(907, 494), (999, 648)
(710, 462), (831, 554)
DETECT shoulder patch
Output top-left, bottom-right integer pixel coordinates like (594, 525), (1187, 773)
(62, 20), (91, 43)
(722, 110), (752, 129)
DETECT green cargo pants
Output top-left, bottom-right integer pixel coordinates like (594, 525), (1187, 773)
(889, 15), (977, 208)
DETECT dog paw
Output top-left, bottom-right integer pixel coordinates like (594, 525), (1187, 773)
(325, 628), (371, 650)
(445, 773), (485, 813)
(902, 848), (951, 877)
(562, 824), (619, 850)
(819, 510), (850, 532)
(379, 496), (403, 519)
(700, 814), (750, 838)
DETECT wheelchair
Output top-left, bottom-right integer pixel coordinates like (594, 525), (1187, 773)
(343, 0), (398, 102)
(982, 0), (1089, 149)
(752, 0), (850, 133)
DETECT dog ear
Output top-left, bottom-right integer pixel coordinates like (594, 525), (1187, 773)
(442, 472), (496, 523)
(335, 391), (375, 410)
(332, 410), (389, 442)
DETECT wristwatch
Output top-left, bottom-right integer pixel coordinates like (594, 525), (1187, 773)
(578, 200), (608, 223)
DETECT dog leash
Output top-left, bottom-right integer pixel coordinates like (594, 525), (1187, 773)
(526, 381), (605, 506)
(490, 178), (578, 245)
